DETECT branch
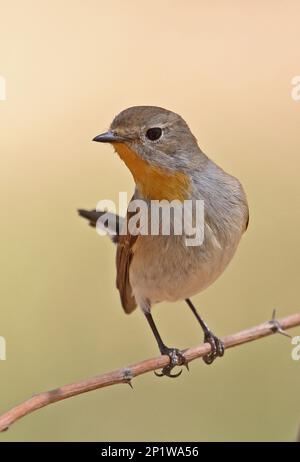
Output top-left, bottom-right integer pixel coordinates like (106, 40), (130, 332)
(0, 312), (299, 433)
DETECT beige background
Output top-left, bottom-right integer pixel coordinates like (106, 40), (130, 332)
(0, 0), (300, 441)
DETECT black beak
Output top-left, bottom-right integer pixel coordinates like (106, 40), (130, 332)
(92, 131), (125, 143)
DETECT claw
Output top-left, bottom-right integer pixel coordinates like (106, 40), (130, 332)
(155, 367), (183, 378)
(154, 370), (164, 377)
(168, 368), (183, 378)
(203, 331), (224, 365)
(154, 347), (187, 378)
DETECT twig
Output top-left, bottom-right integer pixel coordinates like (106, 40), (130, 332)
(0, 312), (299, 433)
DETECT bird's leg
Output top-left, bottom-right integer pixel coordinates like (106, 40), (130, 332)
(185, 298), (224, 364)
(144, 311), (188, 378)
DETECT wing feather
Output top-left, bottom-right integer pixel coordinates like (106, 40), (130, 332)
(116, 205), (138, 314)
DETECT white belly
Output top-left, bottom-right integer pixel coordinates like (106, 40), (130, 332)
(129, 229), (241, 305)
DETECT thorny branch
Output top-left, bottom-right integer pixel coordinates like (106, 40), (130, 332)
(0, 312), (299, 433)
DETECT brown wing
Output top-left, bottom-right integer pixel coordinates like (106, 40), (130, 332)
(116, 208), (138, 314)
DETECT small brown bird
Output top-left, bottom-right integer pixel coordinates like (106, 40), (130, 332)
(79, 106), (249, 377)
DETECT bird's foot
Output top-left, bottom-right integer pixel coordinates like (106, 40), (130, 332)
(203, 331), (224, 365)
(155, 347), (188, 378)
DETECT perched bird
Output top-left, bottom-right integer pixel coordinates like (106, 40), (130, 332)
(78, 106), (249, 377)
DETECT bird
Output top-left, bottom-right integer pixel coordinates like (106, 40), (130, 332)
(78, 106), (249, 377)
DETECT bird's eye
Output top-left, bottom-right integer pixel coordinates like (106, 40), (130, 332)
(146, 127), (162, 141)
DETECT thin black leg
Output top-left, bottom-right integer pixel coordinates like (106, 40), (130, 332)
(185, 298), (224, 364)
(144, 311), (167, 354)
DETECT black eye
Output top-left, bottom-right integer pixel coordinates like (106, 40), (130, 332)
(146, 127), (162, 141)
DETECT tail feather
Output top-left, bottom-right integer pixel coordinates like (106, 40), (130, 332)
(78, 209), (123, 243)
(78, 209), (104, 227)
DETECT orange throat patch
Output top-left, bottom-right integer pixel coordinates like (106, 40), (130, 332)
(113, 142), (190, 201)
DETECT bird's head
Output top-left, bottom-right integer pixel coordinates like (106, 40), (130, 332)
(93, 106), (207, 201)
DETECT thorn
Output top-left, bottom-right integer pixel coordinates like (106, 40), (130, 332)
(122, 368), (134, 389)
(269, 309), (292, 338)
(125, 380), (134, 389)
(271, 309), (276, 321)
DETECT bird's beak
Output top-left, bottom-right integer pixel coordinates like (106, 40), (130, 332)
(92, 131), (126, 143)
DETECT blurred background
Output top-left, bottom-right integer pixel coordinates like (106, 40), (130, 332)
(0, 0), (300, 442)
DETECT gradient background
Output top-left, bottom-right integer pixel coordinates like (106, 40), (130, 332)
(1, 0), (300, 442)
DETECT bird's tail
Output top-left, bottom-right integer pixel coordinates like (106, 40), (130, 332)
(78, 209), (123, 243)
